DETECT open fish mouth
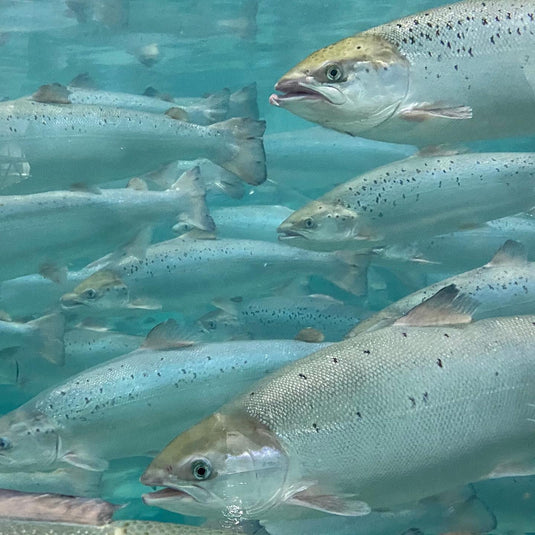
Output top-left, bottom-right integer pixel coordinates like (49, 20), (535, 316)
(269, 79), (330, 107)
(277, 229), (306, 240)
(142, 487), (195, 505)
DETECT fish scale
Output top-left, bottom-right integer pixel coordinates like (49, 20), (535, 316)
(235, 316), (535, 509)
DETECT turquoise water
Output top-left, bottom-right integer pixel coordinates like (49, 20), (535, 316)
(0, 0), (535, 533)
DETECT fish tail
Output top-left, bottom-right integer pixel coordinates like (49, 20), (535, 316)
(170, 166), (215, 234)
(327, 252), (370, 297)
(202, 88), (230, 123)
(29, 313), (65, 366)
(209, 117), (267, 185)
(229, 82), (259, 119)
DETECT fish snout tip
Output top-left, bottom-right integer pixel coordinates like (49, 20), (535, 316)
(139, 468), (164, 487)
(59, 293), (80, 309)
(269, 93), (281, 107)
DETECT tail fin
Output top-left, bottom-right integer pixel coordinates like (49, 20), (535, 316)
(327, 252), (370, 297)
(29, 313), (65, 365)
(210, 118), (266, 185)
(201, 89), (230, 124)
(170, 166), (215, 234)
(228, 83), (259, 119)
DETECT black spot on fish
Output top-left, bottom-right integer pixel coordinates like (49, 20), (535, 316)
(299, 373), (307, 380)
(312, 423), (319, 432)
(402, 332), (408, 338)
(437, 358), (443, 368)
(332, 357), (338, 363)
(423, 392), (429, 403)
(409, 396), (416, 408)
(363, 349), (371, 354)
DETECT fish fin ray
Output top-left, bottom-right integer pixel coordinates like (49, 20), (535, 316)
(394, 284), (478, 327)
(486, 239), (527, 266)
(200, 89), (230, 123)
(62, 452), (108, 472)
(399, 103), (472, 122)
(170, 166), (215, 234)
(68, 73), (97, 89)
(39, 263), (67, 284)
(142, 319), (197, 350)
(328, 252), (370, 297)
(287, 487), (371, 516)
(29, 313), (65, 366)
(229, 83), (259, 119)
(210, 118), (266, 185)
(31, 83), (72, 105)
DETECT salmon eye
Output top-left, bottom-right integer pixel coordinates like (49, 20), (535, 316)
(304, 217), (316, 229)
(191, 458), (212, 480)
(83, 288), (97, 299)
(0, 437), (11, 450)
(325, 63), (343, 82)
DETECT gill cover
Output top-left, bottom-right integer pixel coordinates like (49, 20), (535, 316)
(141, 411), (289, 518)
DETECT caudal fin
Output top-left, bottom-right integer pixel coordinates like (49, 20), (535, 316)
(210, 118), (266, 185)
(327, 252), (370, 297)
(30, 313), (65, 365)
(170, 166), (215, 234)
(201, 89), (230, 124)
(228, 83), (259, 119)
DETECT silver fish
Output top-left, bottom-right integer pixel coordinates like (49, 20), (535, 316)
(59, 82), (230, 125)
(59, 238), (367, 317)
(0, 489), (118, 525)
(0, 167), (213, 281)
(0, 519), (234, 535)
(277, 153), (535, 252)
(0, 97), (266, 191)
(0, 334), (328, 474)
(349, 240), (535, 336)
(141, 287), (535, 521)
(198, 294), (365, 342)
(270, 0), (535, 146)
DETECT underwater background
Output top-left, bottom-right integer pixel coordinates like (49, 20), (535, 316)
(0, 0), (535, 533)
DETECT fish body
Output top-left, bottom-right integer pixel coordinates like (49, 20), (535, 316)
(0, 488), (118, 525)
(0, 98), (266, 191)
(199, 295), (364, 342)
(349, 240), (535, 336)
(142, 308), (535, 519)
(0, 169), (212, 281)
(0, 519), (233, 535)
(60, 238), (367, 316)
(278, 153), (535, 251)
(0, 340), (328, 473)
(376, 213), (535, 277)
(271, 0), (535, 145)
(211, 205), (293, 241)
(63, 86), (230, 125)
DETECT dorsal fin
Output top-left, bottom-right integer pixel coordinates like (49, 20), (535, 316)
(486, 239), (527, 266)
(394, 285), (478, 327)
(127, 177), (148, 191)
(142, 319), (196, 350)
(68, 73), (97, 89)
(31, 83), (71, 104)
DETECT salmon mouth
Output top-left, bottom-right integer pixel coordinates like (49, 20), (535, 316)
(269, 79), (329, 107)
(277, 229), (306, 240)
(142, 487), (193, 504)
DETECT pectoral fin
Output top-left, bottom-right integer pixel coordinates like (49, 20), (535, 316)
(62, 452), (109, 472)
(287, 486), (371, 516)
(399, 103), (472, 122)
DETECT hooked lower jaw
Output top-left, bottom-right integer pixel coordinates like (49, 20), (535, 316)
(142, 487), (193, 505)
